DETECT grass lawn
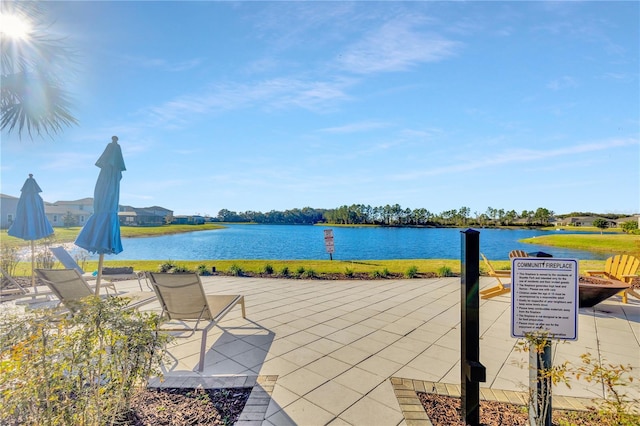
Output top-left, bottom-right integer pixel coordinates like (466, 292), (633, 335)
(520, 233), (640, 255)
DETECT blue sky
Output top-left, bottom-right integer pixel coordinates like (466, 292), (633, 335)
(1, 1), (638, 217)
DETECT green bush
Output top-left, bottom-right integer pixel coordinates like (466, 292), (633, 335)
(158, 261), (176, 273)
(229, 264), (244, 276)
(296, 266), (306, 276)
(405, 265), (419, 278)
(370, 270), (382, 279)
(262, 264), (274, 274)
(280, 266), (290, 277)
(196, 264), (210, 276)
(437, 266), (453, 277)
(303, 268), (316, 278)
(0, 297), (170, 425)
(381, 268), (390, 277)
(169, 264), (190, 273)
(345, 268), (354, 277)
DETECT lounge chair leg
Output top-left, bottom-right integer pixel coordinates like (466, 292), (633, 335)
(198, 330), (207, 372)
(240, 296), (246, 318)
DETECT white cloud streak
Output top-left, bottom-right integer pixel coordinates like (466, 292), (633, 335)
(393, 137), (638, 180)
(339, 18), (460, 74)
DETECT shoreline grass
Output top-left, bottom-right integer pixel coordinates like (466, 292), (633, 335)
(9, 258), (607, 278)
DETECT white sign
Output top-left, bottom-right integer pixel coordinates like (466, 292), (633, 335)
(511, 258), (578, 340)
(324, 229), (335, 254)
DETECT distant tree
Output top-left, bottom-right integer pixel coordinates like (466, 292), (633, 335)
(621, 220), (639, 234)
(62, 210), (77, 227)
(592, 218), (608, 234)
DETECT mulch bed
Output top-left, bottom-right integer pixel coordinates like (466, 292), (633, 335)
(417, 392), (634, 426)
(127, 387), (252, 426)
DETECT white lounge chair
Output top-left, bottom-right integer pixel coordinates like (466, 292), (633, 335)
(147, 272), (246, 372)
(34, 268), (156, 314)
(49, 246), (147, 291)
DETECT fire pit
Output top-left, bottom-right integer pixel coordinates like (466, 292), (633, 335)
(579, 276), (629, 308)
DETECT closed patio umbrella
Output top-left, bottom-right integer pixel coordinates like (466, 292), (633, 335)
(75, 136), (126, 295)
(8, 174), (55, 290)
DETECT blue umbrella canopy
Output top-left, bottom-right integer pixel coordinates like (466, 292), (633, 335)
(75, 136), (126, 255)
(8, 174), (54, 241)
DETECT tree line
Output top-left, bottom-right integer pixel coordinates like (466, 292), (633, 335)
(214, 205), (558, 227)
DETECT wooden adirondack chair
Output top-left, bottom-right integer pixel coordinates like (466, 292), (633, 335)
(586, 255), (640, 303)
(480, 253), (512, 299)
(509, 250), (528, 258)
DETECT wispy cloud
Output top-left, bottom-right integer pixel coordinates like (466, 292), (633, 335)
(547, 76), (578, 90)
(339, 17), (460, 74)
(139, 77), (354, 129)
(119, 55), (204, 72)
(318, 121), (390, 134)
(393, 137), (638, 180)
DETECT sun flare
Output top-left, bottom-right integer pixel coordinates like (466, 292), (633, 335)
(0, 13), (32, 39)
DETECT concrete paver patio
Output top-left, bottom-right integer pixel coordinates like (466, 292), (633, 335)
(14, 275), (640, 425)
(137, 276), (640, 425)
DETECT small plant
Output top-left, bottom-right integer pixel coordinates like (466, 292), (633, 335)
(34, 236), (56, 269)
(303, 268), (316, 278)
(196, 264), (210, 276)
(280, 266), (290, 277)
(370, 270), (382, 279)
(169, 264), (190, 273)
(381, 268), (390, 277)
(0, 245), (20, 279)
(405, 265), (419, 278)
(344, 268), (354, 277)
(0, 297), (170, 425)
(574, 353), (636, 425)
(228, 264), (244, 276)
(158, 261), (176, 273)
(262, 264), (274, 274)
(296, 266), (306, 276)
(436, 266), (453, 277)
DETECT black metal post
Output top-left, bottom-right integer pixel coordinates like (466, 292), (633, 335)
(461, 229), (486, 426)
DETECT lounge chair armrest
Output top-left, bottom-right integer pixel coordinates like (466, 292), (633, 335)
(585, 270), (606, 277)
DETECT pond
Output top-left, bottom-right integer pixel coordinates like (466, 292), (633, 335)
(91, 224), (607, 261)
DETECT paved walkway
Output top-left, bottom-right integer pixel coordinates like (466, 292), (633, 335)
(15, 276), (638, 425)
(128, 276), (640, 425)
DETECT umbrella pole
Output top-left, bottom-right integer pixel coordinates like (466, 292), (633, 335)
(95, 254), (104, 296)
(31, 240), (36, 292)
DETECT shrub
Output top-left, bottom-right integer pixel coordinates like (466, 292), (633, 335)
(437, 266), (453, 277)
(169, 264), (190, 273)
(381, 268), (390, 278)
(370, 270), (382, 279)
(0, 297), (170, 425)
(405, 265), (419, 278)
(196, 264), (210, 276)
(296, 266), (306, 276)
(0, 245), (19, 277)
(345, 268), (354, 277)
(262, 264), (274, 275)
(158, 261), (176, 273)
(303, 268), (316, 278)
(229, 264), (244, 276)
(280, 266), (290, 277)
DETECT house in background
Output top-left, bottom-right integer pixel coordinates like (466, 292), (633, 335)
(119, 205), (173, 226)
(1, 193), (173, 229)
(45, 204), (89, 227)
(51, 198), (94, 215)
(172, 215), (205, 225)
(0, 194), (19, 229)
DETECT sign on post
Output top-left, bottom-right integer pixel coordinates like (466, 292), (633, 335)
(324, 229), (334, 260)
(511, 258), (579, 340)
